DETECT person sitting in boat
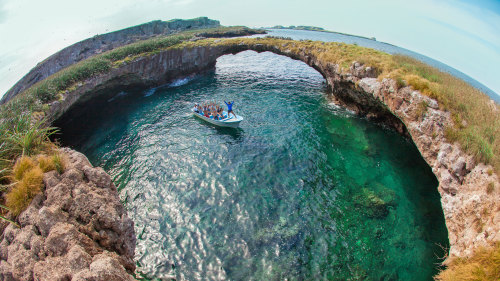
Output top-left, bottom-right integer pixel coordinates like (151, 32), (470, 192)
(220, 107), (227, 119)
(211, 108), (218, 120)
(224, 101), (236, 118)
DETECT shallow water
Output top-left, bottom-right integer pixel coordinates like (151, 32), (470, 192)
(59, 51), (448, 280)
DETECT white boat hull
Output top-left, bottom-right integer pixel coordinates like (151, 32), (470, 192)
(192, 109), (243, 128)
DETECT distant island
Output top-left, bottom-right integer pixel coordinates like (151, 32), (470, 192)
(265, 25), (377, 41)
(269, 25), (326, 31)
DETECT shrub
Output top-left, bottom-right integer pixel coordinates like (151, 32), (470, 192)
(435, 243), (500, 281)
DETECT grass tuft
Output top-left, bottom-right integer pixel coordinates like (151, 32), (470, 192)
(37, 154), (56, 173)
(13, 156), (36, 181)
(5, 165), (44, 216)
(486, 182), (495, 194)
(415, 100), (429, 120)
(52, 153), (65, 174)
(435, 243), (500, 281)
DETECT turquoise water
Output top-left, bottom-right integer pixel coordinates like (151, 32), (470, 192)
(58, 51), (448, 280)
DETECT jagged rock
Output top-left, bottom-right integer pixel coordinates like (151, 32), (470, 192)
(0, 260), (15, 281)
(437, 144), (453, 166)
(18, 194), (44, 227)
(36, 205), (70, 237)
(439, 169), (456, 195)
(354, 185), (397, 219)
(33, 245), (92, 281)
(82, 166), (113, 189)
(43, 171), (60, 190)
(452, 157), (467, 178)
(0, 149), (136, 280)
(72, 253), (135, 281)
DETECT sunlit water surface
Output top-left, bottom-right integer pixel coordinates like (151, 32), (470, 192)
(59, 51), (448, 280)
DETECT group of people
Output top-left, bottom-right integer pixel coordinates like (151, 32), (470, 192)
(194, 101), (236, 120)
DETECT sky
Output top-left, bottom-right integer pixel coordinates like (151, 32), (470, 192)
(0, 0), (499, 99)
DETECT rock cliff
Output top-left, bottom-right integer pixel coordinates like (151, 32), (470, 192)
(0, 148), (136, 280)
(0, 17), (220, 105)
(47, 40), (499, 260)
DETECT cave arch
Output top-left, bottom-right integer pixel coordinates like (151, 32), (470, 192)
(51, 41), (491, 258)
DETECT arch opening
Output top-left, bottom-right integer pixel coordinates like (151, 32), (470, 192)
(54, 50), (449, 280)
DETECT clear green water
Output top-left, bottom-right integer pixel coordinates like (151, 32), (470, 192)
(58, 51), (448, 280)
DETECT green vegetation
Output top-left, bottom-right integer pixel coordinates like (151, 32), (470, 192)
(435, 243), (500, 281)
(416, 100), (429, 120)
(0, 112), (59, 224)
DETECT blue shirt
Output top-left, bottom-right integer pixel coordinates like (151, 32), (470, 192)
(225, 101), (233, 111)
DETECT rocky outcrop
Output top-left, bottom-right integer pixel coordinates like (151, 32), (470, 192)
(0, 17), (220, 105)
(349, 77), (499, 258)
(0, 148), (136, 280)
(46, 40), (499, 260)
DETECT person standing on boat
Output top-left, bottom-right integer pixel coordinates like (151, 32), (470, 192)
(225, 101), (237, 118)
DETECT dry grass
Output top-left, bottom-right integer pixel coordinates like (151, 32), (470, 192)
(36, 153), (64, 173)
(435, 243), (500, 281)
(5, 163), (44, 216)
(37, 154), (56, 172)
(13, 156), (36, 181)
(3, 152), (64, 219)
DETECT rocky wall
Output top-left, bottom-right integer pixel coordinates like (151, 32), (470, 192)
(0, 148), (136, 280)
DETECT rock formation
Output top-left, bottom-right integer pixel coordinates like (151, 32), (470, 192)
(0, 148), (136, 280)
(45, 40), (499, 260)
(0, 17), (220, 105)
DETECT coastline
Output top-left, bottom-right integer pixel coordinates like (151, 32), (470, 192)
(0, 21), (498, 279)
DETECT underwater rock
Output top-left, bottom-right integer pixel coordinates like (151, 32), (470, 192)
(354, 184), (397, 219)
